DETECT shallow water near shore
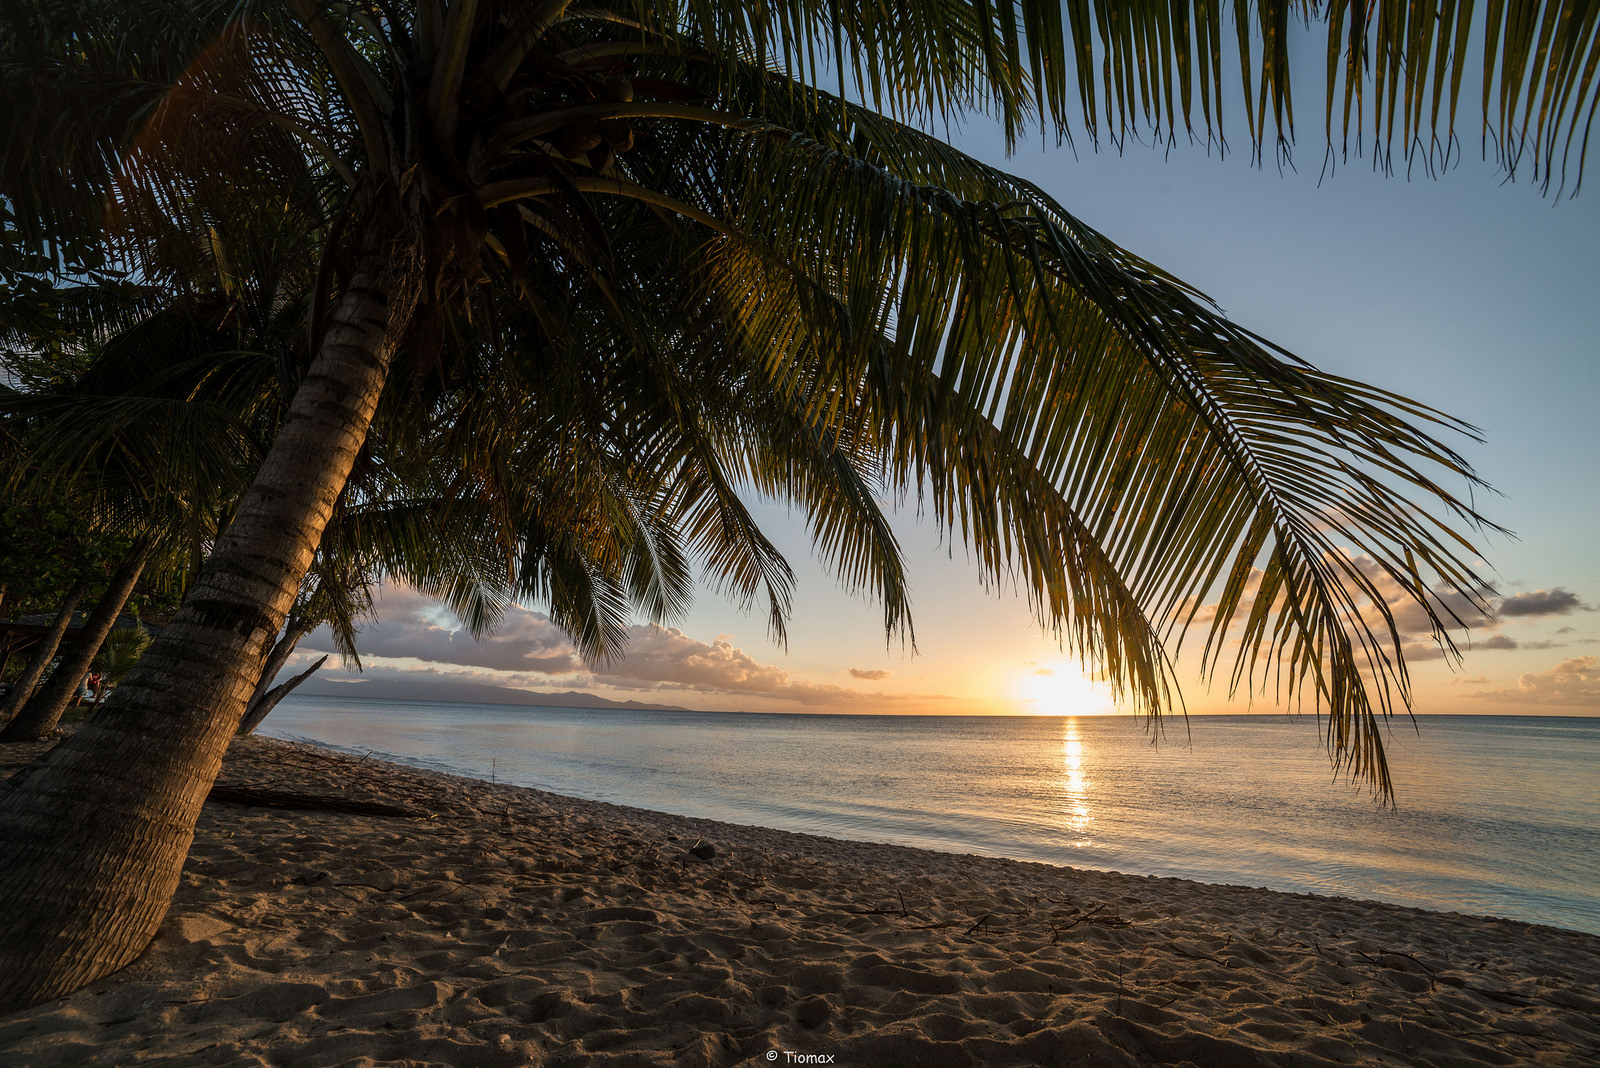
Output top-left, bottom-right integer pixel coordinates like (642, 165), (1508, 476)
(262, 699), (1600, 935)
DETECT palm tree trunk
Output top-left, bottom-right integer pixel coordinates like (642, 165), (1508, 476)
(0, 232), (417, 1011)
(0, 584), (12, 681)
(0, 583), (87, 732)
(242, 622), (310, 715)
(1, 546), (151, 742)
(238, 653), (328, 736)
(236, 620), (312, 734)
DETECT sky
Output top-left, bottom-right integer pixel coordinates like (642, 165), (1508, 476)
(292, 73), (1600, 720)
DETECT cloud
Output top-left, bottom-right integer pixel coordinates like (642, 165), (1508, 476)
(587, 626), (789, 691)
(1186, 558), (1497, 648)
(1468, 656), (1600, 707)
(585, 626), (889, 706)
(1404, 635), (1551, 658)
(1369, 576), (1493, 637)
(303, 584), (936, 711)
(302, 587), (585, 675)
(1497, 588), (1586, 617)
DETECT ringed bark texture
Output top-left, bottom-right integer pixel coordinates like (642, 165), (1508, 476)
(0, 240), (415, 1011)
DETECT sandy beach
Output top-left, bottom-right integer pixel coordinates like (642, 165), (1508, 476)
(2, 735), (1597, 1067)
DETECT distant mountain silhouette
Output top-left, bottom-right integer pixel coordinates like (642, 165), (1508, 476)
(291, 676), (692, 712)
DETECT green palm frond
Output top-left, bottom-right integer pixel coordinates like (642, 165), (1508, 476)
(521, 520), (641, 664)
(93, 623), (153, 684)
(0, 322), (280, 567)
(8, 0), (1591, 295)
(685, 104), (1498, 790)
(322, 495), (512, 636)
(643, 0), (1600, 188)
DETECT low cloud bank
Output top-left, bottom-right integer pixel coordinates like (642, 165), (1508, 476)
(301, 585), (899, 707)
(1467, 656), (1600, 707)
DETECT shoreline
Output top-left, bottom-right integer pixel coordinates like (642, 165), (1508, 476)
(3, 734), (1599, 1066)
(263, 726), (1592, 936)
(257, 707), (1600, 937)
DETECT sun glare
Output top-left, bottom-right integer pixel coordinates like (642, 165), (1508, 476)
(1015, 662), (1116, 715)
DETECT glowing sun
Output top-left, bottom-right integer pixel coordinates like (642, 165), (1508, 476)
(1015, 662), (1116, 715)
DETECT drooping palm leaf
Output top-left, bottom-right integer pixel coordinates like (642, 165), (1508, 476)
(637, 0), (1600, 188)
(1, 0), (1522, 794)
(691, 108), (1500, 791)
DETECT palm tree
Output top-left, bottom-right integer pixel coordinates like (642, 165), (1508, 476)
(0, 582), (87, 729)
(0, 543), (153, 741)
(1, 0), (1592, 1010)
(1, 193), (843, 744)
(0, 281), (291, 739)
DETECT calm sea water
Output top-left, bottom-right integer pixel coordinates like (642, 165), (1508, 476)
(262, 698), (1600, 935)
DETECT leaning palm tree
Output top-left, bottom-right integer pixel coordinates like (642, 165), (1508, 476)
(0, 282), (291, 738)
(1, 0), (1592, 1011)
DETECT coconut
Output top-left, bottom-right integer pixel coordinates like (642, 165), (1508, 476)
(599, 119), (634, 153)
(555, 120), (604, 159)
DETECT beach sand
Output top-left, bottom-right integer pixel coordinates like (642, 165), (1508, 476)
(2, 735), (1598, 1067)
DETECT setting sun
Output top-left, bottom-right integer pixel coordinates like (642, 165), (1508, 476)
(1014, 662), (1117, 715)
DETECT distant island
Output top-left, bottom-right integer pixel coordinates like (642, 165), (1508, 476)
(291, 676), (693, 713)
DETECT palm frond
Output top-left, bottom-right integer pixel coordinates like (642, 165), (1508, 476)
(644, 0), (1600, 186)
(674, 102), (1498, 793)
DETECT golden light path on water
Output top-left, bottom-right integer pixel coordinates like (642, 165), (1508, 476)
(1060, 719), (1094, 846)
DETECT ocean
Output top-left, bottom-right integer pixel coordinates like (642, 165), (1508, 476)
(261, 698), (1600, 936)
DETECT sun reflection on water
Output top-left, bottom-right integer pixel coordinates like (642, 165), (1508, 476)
(1060, 719), (1094, 845)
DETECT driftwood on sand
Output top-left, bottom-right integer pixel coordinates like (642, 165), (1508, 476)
(206, 783), (426, 820)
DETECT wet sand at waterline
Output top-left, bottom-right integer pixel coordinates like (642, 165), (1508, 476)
(2, 735), (1598, 1067)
